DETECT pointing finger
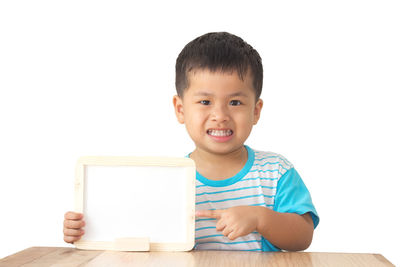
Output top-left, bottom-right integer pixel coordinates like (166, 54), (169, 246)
(195, 209), (224, 219)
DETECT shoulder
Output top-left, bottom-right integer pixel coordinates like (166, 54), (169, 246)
(251, 148), (294, 178)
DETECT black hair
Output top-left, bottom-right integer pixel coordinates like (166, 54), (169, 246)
(175, 32), (263, 100)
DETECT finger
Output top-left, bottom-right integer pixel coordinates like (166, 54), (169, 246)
(64, 219), (85, 229)
(215, 220), (226, 231)
(64, 211), (84, 220)
(64, 235), (82, 244)
(195, 209), (223, 219)
(227, 231), (238, 240)
(222, 227), (233, 237)
(63, 228), (85, 237)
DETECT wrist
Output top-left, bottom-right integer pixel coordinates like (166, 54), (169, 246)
(255, 206), (273, 233)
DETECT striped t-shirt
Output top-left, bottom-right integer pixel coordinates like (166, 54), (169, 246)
(194, 145), (319, 251)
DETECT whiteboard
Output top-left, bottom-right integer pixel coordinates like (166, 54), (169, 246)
(73, 156), (196, 251)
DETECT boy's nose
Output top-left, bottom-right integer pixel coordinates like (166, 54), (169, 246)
(211, 105), (230, 122)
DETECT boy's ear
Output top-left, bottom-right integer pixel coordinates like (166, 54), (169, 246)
(173, 95), (185, 124)
(253, 98), (263, 125)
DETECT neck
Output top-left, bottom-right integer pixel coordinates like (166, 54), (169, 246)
(189, 146), (248, 180)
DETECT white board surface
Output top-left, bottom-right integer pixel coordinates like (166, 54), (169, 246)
(74, 156), (196, 251)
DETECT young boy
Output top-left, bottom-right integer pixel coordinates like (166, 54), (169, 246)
(64, 32), (319, 251)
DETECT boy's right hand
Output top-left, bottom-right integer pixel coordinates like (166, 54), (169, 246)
(63, 211), (85, 244)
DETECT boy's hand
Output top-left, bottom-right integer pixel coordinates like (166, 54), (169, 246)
(196, 206), (259, 240)
(63, 211), (85, 244)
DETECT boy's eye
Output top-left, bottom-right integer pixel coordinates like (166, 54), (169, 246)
(230, 100), (242, 106)
(200, 100), (211, 105)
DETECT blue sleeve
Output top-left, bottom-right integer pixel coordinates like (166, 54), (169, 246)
(273, 168), (319, 229)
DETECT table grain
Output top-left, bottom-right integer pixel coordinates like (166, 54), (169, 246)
(0, 247), (394, 267)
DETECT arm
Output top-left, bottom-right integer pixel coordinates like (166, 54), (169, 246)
(255, 207), (314, 251)
(196, 206), (314, 251)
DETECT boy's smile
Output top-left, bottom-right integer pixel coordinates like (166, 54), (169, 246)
(207, 128), (233, 142)
(173, 69), (263, 158)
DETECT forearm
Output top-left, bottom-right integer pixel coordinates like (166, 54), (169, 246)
(255, 206), (314, 251)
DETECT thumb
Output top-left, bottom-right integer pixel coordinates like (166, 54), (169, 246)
(195, 209), (224, 219)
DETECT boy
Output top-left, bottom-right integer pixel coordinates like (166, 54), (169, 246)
(64, 32), (319, 251)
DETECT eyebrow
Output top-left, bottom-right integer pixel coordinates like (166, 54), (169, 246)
(194, 91), (249, 97)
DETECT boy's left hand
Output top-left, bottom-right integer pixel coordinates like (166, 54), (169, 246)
(196, 206), (259, 240)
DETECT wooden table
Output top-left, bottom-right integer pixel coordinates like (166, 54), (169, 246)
(0, 247), (394, 267)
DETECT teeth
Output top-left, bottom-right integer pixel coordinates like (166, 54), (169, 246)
(207, 129), (233, 136)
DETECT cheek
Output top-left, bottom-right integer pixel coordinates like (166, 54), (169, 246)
(185, 111), (206, 131)
(236, 112), (254, 127)
(188, 109), (207, 123)
(234, 113), (255, 137)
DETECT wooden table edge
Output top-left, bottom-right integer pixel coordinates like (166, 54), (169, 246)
(0, 247), (395, 267)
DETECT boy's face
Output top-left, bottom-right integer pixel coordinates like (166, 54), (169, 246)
(173, 69), (263, 156)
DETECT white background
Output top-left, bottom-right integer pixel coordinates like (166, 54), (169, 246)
(1, 0), (399, 265)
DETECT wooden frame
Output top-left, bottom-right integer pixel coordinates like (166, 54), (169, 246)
(74, 156), (196, 251)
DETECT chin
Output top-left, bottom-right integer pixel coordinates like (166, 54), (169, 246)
(203, 144), (245, 155)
